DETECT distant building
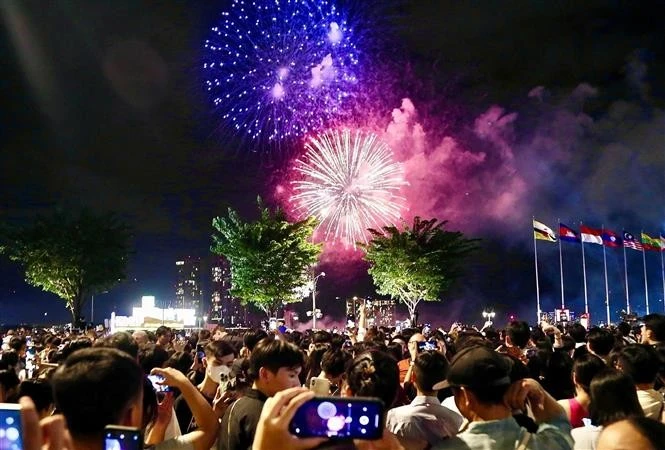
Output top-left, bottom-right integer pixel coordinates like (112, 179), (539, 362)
(209, 256), (245, 327)
(175, 257), (203, 315)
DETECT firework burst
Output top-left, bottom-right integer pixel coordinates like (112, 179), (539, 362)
(291, 129), (406, 247)
(203, 0), (361, 146)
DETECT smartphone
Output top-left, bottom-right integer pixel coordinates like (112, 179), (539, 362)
(147, 374), (171, 393)
(309, 377), (331, 396)
(0, 403), (23, 449)
(289, 397), (384, 440)
(104, 425), (142, 450)
(418, 341), (437, 352)
(196, 344), (205, 363)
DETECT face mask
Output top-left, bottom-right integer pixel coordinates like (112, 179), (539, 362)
(208, 363), (231, 384)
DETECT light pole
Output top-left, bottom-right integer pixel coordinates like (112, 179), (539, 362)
(481, 310), (496, 327)
(311, 272), (326, 330)
(91, 290), (109, 324)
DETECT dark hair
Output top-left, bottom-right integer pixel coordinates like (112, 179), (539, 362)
(243, 329), (269, 352)
(9, 336), (26, 352)
(94, 332), (139, 358)
(623, 417), (665, 448)
(142, 377), (158, 428)
(304, 343), (330, 383)
(587, 328), (615, 357)
(52, 347), (144, 438)
(386, 342), (404, 362)
(0, 370), (20, 392)
(572, 353), (605, 394)
(321, 349), (351, 378)
(617, 322), (632, 337)
(507, 321), (530, 349)
(165, 351), (194, 376)
(312, 330), (333, 345)
(589, 368), (643, 426)
(17, 379), (53, 414)
(414, 351), (449, 392)
(568, 323), (587, 344)
(346, 351), (399, 408)
(616, 344), (660, 385)
(199, 329), (212, 342)
(155, 326), (171, 338)
(542, 350), (575, 400)
(643, 314), (665, 342)
(138, 343), (170, 374)
(204, 340), (236, 360)
(249, 338), (304, 380)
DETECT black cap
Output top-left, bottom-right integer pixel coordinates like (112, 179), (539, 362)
(433, 345), (512, 391)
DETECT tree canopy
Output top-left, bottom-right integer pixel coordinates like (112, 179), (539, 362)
(211, 198), (321, 317)
(0, 208), (132, 324)
(362, 217), (478, 324)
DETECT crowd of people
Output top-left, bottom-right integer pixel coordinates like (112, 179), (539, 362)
(2, 315), (665, 450)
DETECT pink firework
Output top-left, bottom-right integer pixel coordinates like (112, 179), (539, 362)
(291, 129), (406, 247)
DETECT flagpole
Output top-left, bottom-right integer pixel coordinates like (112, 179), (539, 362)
(533, 217), (541, 324)
(623, 236), (630, 314)
(558, 219), (565, 310)
(602, 225), (610, 325)
(642, 231), (649, 315)
(580, 222), (589, 315)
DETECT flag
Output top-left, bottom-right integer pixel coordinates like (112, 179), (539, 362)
(641, 232), (662, 251)
(580, 225), (603, 245)
(602, 229), (621, 248)
(533, 220), (557, 242)
(623, 231), (643, 251)
(559, 223), (579, 242)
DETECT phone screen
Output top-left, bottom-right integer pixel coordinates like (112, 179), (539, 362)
(104, 426), (142, 450)
(147, 374), (171, 393)
(289, 397), (384, 440)
(418, 341), (437, 352)
(0, 404), (22, 450)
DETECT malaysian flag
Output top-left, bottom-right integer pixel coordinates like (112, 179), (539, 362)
(623, 231), (643, 251)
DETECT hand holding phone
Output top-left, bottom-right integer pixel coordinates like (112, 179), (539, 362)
(0, 403), (23, 449)
(148, 374), (172, 393)
(309, 377), (331, 396)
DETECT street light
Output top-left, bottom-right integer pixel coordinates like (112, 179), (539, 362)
(311, 272), (326, 330)
(481, 309), (496, 326)
(91, 291), (109, 324)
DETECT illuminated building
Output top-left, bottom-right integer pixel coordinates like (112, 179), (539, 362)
(210, 256), (245, 327)
(110, 296), (196, 331)
(175, 257), (203, 315)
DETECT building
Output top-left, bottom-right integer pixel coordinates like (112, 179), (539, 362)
(175, 257), (203, 315)
(209, 256), (245, 327)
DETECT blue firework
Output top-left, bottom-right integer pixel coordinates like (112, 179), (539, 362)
(203, 0), (361, 144)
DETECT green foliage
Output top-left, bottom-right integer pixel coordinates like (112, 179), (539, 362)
(362, 217), (478, 321)
(211, 197), (322, 316)
(0, 208), (132, 323)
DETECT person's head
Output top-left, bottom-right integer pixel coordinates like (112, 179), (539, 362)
(132, 330), (149, 346)
(617, 322), (632, 338)
(8, 336), (26, 356)
(155, 326), (172, 346)
(588, 367), (643, 427)
(138, 343), (170, 374)
(615, 344), (660, 387)
(506, 321), (530, 349)
(212, 326), (227, 341)
(0, 369), (20, 402)
(164, 350), (194, 376)
(320, 349), (351, 386)
(597, 417), (665, 450)
(442, 346), (512, 421)
(94, 332), (139, 359)
(413, 351), (449, 395)
(344, 350), (399, 408)
(568, 323), (588, 344)
(52, 347), (144, 441)
(641, 314), (665, 344)
(249, 337), (304, 396)
(243, 329), (269, 354)
(587, 327), (615, 358)
(204, 340), (237, 384)
(17, 379), (54, 418)
(572, 353), (606, 394)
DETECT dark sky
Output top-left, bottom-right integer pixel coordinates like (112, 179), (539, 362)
(0, 1), (663, 325)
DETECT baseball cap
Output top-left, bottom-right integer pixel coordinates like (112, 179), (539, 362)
(433, 345), (512, 391)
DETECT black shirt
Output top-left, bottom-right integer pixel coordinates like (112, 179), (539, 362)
(219, 388), (268, 450)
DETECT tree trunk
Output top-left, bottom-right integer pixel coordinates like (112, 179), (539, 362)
(70, 290), (86, 327)
(405, 298), (421, 327)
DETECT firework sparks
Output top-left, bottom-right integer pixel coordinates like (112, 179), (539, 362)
(203, 0), (361, 146)
(291, 129), (406, 247)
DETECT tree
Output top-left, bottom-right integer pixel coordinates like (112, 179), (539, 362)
(362, 217), (478, 325)
(0, 208), (131, 325)
(211, 198), (321, 317)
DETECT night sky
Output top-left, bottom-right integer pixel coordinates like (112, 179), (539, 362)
(1, 1), (663, 326)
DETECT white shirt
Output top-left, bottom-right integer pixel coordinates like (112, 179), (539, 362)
(387, 395), (463, 449)
(571, 424), (602, 450)
(637, 389), (664, 420)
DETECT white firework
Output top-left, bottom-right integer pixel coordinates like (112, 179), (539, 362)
(291, 129), (406, 247)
